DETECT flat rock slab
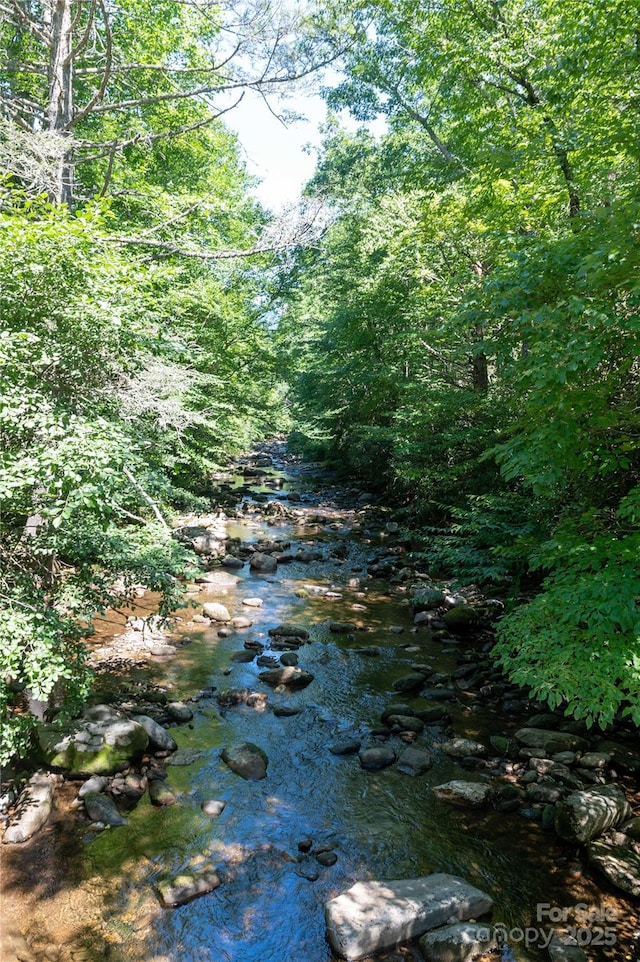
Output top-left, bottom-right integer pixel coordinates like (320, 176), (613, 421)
(420, 922), (498, 962)
(515, 728), (589, 754)
(555, 785), (631, 843)
(158, 869), (221, 907)
(3, 772), (55, 844)
(432, 781), (491, 808)
(325, 873), (493, 961)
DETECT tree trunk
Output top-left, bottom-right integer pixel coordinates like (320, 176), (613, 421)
(47, 0), (74, 204)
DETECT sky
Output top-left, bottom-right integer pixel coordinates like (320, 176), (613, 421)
(224, 89), (329, 211)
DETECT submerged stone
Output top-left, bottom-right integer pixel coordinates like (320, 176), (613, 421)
(221, 742), (268, 780)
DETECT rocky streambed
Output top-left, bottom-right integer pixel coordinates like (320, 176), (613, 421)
(2, 441), (640, 962)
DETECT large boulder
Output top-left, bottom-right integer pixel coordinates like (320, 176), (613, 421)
(586, 831), (640, 896)
(2, 772), (55, 843)
(38, 705), (148, 775)
(515, 728), (589, 755)
(325, 874), (493, 961)
(133, 715), (178, 752)
(202, 602), (231, 623)
(443, 606), (478, 632)
(250, 552), (278, 573)
(554, 785), (631, 843)
(221, 742), (268, 780)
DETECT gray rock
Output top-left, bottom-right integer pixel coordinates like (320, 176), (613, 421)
(78, 775), (108, 798)
(165, 701), (194, 723)
(268, 623), (309, 641)
(201, 799), (226, 817)
(158, 869), (221, 906)
(202, 602), (231, 622)
(420, 923), (498, 962)
(587, 832), (640, 896)
(386, 715), (424, 733)
(515, 728), (589, 754)
(441, 738), (487, 758)
(412, 588), (446, 613)
(329, 622), (357, 633)
(432, 781), (491, 808)
(84, 792), (127, 826)
(195, 569), (238, 586)
(2, 772), (55, 843)
(548, 933), (588, 962)
(577, 752), (611, 770)
(317, 850), (338, 866)
(329, 738), (362, 756)
(133, 715), (178, 752)
(554, 785), (631, 843)
(359, 747), (396, 771)
(221, 555), (244, 568)
(229, 617), (252, 631)
(148, 778), (177, 807)
(280, 652), (299, 667)
(527, 783), (564, 804)
(250, 552), (278, 573)
(397, 747), (433, 776)
(38, 708), (148, 775)
(221, 742), (268, 780)
(242, 597), (264, 608)
(325, 874), (493, 961)
(392, 673), (426, 694)
(274, 706), (303, 717)
(230, 650), (255, 663)
(443, 606), (478, 632)
(258, 667), (314, 689)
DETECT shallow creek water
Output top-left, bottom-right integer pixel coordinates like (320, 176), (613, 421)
(3, 453), (639, 962)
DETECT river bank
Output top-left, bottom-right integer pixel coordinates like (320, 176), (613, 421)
(2, 441), (639, 962)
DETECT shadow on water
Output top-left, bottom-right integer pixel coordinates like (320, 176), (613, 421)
(4, 452), (640, 962)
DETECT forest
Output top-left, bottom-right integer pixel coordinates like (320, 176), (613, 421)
(1, 0), (639, 767)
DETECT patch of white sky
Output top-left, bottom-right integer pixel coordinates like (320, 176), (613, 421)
(224, 82), (387, 212)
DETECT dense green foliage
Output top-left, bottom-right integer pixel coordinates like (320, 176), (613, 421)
(0, 2), (294, 764)
(279, 0), (640, 726)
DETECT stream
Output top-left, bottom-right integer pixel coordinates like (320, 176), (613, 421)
(3, 443), (638, 962)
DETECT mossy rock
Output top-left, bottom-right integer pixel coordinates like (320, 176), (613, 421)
(38, 711), (149, 775)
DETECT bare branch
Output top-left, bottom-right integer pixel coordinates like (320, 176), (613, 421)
(70, 0), (112, 126)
